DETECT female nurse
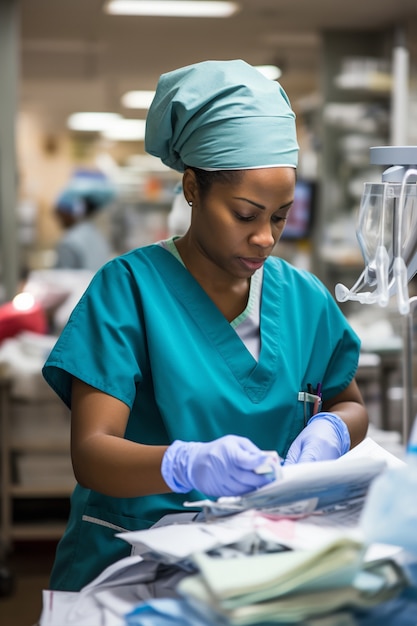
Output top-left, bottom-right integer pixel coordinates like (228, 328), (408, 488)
(42, 59), (368, 591)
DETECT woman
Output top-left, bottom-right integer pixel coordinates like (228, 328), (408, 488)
(42, 60), (368, 591)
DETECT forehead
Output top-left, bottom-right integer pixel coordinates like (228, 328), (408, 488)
(240, 167), (296, 185)
(218, 167), (296, 199)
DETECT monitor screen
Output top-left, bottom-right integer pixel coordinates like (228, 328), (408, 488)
(281, 179), (316, 240)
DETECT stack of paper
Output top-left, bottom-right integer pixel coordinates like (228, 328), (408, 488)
(178, 539), (407, 624)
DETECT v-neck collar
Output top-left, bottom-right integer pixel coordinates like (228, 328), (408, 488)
(160, 236), (261, 328)
(148, 245), (281, 403)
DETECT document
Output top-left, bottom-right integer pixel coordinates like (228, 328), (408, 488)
(185, 437), (402, 518)
(178, 540), (408, 625)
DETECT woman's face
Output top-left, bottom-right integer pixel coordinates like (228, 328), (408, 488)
(183, 167), (296, 280)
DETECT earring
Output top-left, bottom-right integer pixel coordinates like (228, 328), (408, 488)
(188, 200), (193, 207)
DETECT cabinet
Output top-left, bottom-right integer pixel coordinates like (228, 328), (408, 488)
(0, 364), (74, 550)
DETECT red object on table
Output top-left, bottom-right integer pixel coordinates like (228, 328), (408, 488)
(0, 299), (48, 342)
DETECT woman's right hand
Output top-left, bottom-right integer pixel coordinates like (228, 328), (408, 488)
(161, 434), (276, 498)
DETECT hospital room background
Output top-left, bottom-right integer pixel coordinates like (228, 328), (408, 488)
(1, 1), (417, 624)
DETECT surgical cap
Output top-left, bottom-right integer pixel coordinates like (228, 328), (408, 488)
(55, 169), (116, 215)
(145, 59), (299, 172)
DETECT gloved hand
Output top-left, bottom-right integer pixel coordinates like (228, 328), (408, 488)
(284, 412), (350, 465)
(161, 435), (277, 498)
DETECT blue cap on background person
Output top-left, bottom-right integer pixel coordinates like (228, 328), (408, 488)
(55, 169), (116, 218)
(145, 59), (299, 172)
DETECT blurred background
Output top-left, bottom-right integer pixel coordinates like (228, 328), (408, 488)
(1, 0), (417, 291)
(1, 1), (417, 623)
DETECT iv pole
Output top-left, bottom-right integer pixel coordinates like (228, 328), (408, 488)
(403, 298), (417, 442)
(391, 27), (413, 444)
(334, 28), (414, 444)
(368, 146), (417, 445)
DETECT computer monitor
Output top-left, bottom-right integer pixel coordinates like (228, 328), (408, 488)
(281, 179), (316, 241)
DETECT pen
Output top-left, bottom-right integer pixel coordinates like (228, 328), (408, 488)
(313, 382), (322, 414)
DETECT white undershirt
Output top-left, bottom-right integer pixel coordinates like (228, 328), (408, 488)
(159, 237), (262, 360)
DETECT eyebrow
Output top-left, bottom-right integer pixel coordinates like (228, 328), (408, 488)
(233, 197), (294, 211)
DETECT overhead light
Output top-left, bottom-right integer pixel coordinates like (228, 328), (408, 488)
(120, 69), (281, 111)
(104, 1), (239, 18)
(121, 90), (155, 109)
(255, 65), (282, 81)
(67, 112), (121, 132)
(102, 118), (147, 141)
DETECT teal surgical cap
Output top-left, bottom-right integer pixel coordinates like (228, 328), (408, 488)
(55, 169), (116, 215)
(145, 59), (299, 173)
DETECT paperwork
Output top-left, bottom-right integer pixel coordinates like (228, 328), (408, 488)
(185, 437), (403, 517)
(178, 541), (408, 624)
(39, 438), (407, 626)
(40, 555), (191, 626)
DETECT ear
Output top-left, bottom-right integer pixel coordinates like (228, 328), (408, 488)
(182, 168), (199, 206)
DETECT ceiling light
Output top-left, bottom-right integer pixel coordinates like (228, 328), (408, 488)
(104, 1), (239, 18)
(121, 90), (156, 109)
(67, 112), (122, 132)
(102, 118), (147, 141)
(255, 65), (282, 81)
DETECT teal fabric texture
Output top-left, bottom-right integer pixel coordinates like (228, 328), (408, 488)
(145, 59), (299, 172)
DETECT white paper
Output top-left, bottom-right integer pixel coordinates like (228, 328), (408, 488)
(118, 517), (256, 561)
(185, 438), (398, 517)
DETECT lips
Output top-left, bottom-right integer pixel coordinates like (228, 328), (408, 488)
(239, 257), (266, 271)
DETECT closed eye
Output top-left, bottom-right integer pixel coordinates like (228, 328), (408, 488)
(272, 214), (288, 224)
(234, 212), (256, 222)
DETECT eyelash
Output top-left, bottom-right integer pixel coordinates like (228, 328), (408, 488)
(234, 212), (286, 224)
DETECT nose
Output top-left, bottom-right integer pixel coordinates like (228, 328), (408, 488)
(249, 221), (276, 249)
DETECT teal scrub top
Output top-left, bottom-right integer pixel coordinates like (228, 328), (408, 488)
(42, 244), (360, 591)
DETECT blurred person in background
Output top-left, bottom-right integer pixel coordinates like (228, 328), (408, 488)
(53, 169), (116, 271)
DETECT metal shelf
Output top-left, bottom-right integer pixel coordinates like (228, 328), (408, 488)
(10, 485), (75, 498)
(10, 522), (67, 540)
(1, 373), (72, 550)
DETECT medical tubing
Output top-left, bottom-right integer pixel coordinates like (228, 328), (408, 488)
(396, 169), (417, 256)
(407, 414), (417, 461)
(374, 245), (389, 307)
(394, 256), (410, 315)
(335, 270), (367, 303)
(395, 168), (417, 314)
(306, 412), (351, 455)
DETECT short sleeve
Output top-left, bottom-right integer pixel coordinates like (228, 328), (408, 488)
(42, 258), (146, 409)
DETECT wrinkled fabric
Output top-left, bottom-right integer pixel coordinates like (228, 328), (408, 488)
(145, 59), (298, 172)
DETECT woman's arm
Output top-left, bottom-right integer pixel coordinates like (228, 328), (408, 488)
(70, 377), (169, 497)
(322, 378), (369, 449)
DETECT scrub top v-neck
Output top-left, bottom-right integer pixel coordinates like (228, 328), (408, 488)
(42, 242), (360, 591)
(160, 236), (263, 360)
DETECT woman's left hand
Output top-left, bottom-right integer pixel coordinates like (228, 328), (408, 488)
(284, 412), (351, 464)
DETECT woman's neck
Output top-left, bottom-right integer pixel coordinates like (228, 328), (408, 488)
(174, 236), (250, 321)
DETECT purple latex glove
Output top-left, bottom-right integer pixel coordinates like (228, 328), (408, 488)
(284, 412), (351, 465)
(161, 435), (276, 498)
